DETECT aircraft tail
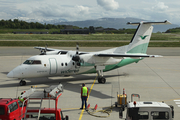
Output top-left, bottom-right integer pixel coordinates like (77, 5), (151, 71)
(127, 20), (171, 54)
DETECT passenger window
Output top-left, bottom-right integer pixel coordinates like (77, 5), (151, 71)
(65, 63), (67, 66)
(8, 102), (18, 112)
(61, 63), (64, 66)
(0, 107), (5, 115)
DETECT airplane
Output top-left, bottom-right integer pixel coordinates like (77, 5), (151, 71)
(7, 20), (171, 86)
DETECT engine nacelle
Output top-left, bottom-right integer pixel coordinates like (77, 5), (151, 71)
(46, 51), (59, 55)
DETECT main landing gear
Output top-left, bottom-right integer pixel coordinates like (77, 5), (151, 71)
(19, 79), (26, 86)
(95, 66), (106, 84)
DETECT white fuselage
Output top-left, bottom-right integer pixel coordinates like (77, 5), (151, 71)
(7, 52), (122, 79)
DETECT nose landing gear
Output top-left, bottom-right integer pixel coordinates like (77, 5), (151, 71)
(19, 79), (26, 86)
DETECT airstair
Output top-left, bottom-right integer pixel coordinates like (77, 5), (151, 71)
(21, 83), (63, 120)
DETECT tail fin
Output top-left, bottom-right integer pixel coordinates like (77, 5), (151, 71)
(127, 20), (171, 54)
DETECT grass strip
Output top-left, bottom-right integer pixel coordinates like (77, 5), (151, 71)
(0, 33), (180, 41)
(0, 41), (180, 47)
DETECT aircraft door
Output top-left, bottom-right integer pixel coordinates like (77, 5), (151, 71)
(49, 58), (57, 74)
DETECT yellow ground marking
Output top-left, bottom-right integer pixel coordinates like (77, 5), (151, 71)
(78, 75), (97, 120)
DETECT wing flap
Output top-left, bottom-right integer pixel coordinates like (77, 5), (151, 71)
(94, 54), (162, 58)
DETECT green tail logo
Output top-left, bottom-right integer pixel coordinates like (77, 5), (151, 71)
(139, 35), (149, 40)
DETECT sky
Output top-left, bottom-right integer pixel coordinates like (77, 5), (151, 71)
(0, 0), (180, 25)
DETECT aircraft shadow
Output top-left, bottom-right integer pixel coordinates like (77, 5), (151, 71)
(0, 73), (128, 99)
(2, 72), (9, 75)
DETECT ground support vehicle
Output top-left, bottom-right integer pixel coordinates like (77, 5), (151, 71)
(21, 83), (68, 120)
(118, 94), (174, 120)
(0, 98), (26, 120)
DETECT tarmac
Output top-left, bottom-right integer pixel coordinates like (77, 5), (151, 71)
(0, 47), (180, 120)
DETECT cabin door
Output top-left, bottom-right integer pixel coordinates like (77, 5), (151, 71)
(49, 58), (57, 74)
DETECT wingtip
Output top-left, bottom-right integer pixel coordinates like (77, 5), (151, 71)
(150, 55), (163, 58)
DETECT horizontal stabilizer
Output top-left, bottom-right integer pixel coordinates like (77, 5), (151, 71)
(127, 20), (171, 26)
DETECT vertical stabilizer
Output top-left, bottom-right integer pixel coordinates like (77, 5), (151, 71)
(127, 20), (171, 54)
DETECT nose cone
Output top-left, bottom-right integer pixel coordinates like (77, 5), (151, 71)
(7, 65), (22, 78)
(7, 71), (14, 78)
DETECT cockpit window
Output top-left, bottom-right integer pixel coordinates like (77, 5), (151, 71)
(23, 60), (41, 65)
(32, 60), (41, 64)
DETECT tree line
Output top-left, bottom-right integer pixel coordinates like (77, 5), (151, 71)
(165, 27), (180, 33)
(0, 19), (137, 34)
(0, 19), (75, 29)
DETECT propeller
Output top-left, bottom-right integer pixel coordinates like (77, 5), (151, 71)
(76, 43), (79, 55)
(40, 44), (48, 55)
(72, 43), (81, 66)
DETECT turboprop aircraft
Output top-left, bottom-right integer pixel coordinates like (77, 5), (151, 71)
(7, 20), (171, 86)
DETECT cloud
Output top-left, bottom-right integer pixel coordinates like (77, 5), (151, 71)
(0, 0), (180, 25)
(152, 2), (169, 11)
(97, 0), (119, 11)
(76, 5), (89, 14)
(21, 3), (92, 21)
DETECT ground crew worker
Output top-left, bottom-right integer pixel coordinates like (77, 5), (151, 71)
(80, 83), (88, 110)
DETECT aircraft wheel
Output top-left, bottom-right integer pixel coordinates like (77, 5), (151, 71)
(101, 77), (106, 84)
(98, 77), (102, 83)
(98, 77), (106, 84)
(19, 80), (26, 86)
(23, 81), (26, 85)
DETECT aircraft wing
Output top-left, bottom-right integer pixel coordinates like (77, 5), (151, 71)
(94, 53), (162, 58)
(34, 47), (62, 51)
(34, 46), (88, 55)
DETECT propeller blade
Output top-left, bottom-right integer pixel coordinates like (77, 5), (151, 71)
(76, 43), (79, 55)
(72, 43), (80, 62)
(44, 44), (48, 55)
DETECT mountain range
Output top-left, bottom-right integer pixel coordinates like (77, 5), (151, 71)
(12, 17), (179, 33)
(54, 17), (179, 33)
(12, 17), (68, 24)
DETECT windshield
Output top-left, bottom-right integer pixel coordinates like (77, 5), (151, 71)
(138, 111), (149, 119)
(28, 113), (55, 120)
(23, 60), (41, 65)
(8, 102), (18, 113)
